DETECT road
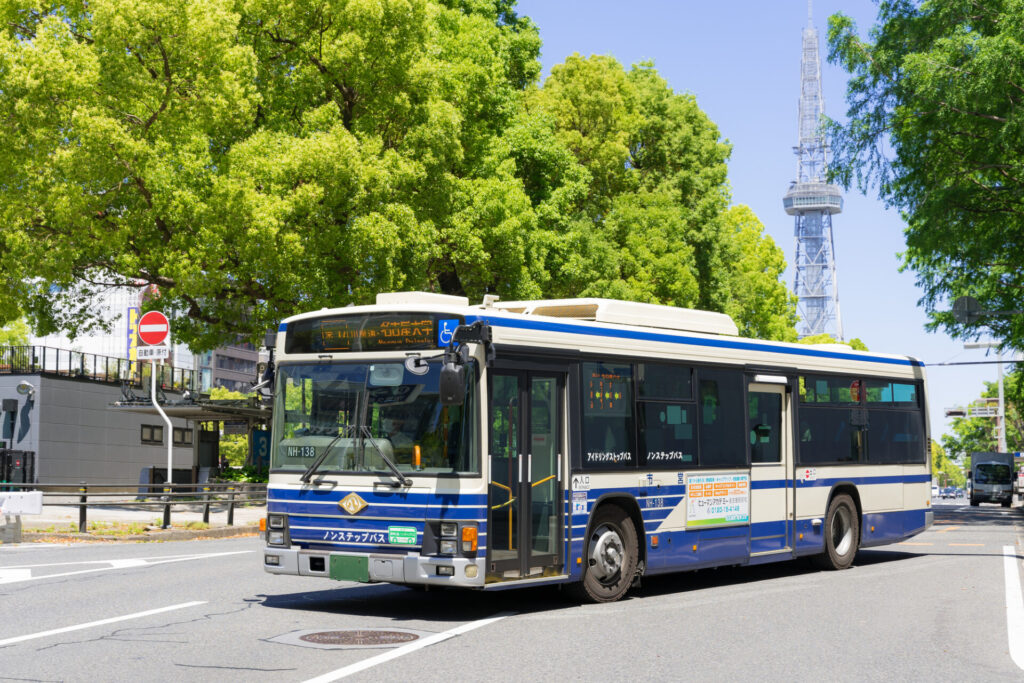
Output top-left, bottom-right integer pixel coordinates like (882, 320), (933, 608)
(1, 500), (1022, 682)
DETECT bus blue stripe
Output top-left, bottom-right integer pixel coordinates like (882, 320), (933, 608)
(466, 314), (922, 367)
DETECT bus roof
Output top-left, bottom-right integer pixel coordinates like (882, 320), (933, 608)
(277, 292), (925, 372)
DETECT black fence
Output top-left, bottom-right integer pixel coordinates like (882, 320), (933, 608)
(0, 481), (266, 532)
(0, 346), (194, 392)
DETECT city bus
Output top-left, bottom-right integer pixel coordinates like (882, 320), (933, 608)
(263, 291), (933, 602)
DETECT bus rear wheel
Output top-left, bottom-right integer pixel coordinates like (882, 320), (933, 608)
(813, 493), (859, 570)
(569, 505), (638, 603)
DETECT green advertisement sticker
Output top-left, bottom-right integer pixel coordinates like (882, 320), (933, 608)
(388, 526), (418, 545)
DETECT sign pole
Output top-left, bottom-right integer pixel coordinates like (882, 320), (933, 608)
(150, 358), (174, 526)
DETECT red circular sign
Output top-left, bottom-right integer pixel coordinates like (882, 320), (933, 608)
(138, 311), (170, 346)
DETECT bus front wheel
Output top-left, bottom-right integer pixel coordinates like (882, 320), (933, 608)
(813, 493), (859, 570)
(569, 505), (638, 603)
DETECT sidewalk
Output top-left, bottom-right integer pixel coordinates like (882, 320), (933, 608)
(5, 501), (266, 543)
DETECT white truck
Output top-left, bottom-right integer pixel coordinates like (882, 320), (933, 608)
(969, 452), (1014, 507)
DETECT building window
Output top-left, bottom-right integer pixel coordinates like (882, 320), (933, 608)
(141, 424), (164, 445)
(173, 427), (193, 446)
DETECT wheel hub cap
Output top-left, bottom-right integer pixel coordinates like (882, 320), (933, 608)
(589, 525), (624, 580)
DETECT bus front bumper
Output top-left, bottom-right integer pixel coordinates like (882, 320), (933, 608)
(263, 546), (486, 587)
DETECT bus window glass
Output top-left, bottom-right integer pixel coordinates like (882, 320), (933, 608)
(637, 363), (692, 401)
(697, 368), (745, 467)
(582, 361), (636, 469)
(798, 406), (864, 464)
(866, 409), (925, 463)
(271, 360), (479, 475)
(801, 375), (859, 404)
(864, 380), (918, 405)
(639, 402), (695, 468)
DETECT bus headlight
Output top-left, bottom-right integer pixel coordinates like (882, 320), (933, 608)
(268, 514), (286, 529)
(440, 540), (457, 555)
(440, 522), (458, 537)
(268, 531), (285, 545)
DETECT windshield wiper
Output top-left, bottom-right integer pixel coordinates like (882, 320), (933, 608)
(298, 424), (412, 487)
(360, 425), (412, 488)
(299, 425), (357, 483)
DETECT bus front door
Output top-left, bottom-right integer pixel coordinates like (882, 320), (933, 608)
(488, 370), (564, 580)
(748, 380), (794, 556)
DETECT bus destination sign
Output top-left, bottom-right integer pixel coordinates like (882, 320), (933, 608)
(285, 313), (461, 354)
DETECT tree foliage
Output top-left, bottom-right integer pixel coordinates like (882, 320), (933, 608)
(0, 319), (30, 345)
(797, 333), (868, 351)
(931, 439), (965, 487)
(826, 1), (1024, 348)
(941, 365), (1024, 459)
(0, 2), (796, 349)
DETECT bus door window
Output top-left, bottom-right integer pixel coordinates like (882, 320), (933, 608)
(490, 375), (520, 553)
(749, 392), (782, 464)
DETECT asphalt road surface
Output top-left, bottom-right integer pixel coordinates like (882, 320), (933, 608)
(2, 501), (1023, 681)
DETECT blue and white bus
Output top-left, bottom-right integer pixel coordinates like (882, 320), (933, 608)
(263, 292), (933, 602)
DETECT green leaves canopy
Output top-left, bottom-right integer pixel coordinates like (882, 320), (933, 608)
(0, 1), (795, 349)
(827, 1), (1024, 348)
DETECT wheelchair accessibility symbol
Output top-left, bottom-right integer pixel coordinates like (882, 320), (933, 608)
(438, 319), (459, 347)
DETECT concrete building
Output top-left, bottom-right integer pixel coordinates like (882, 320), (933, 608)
(196, 342), (259, 393)
(1, 348), (194, 485)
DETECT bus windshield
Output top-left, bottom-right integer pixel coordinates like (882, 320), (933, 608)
(975, 463), (1012, 485)
(271, 359), (479, 476)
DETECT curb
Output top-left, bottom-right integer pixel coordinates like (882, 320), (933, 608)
(18, 524), (260, 543)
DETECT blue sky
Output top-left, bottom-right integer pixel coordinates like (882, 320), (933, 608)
(513, 0), (1010, 445)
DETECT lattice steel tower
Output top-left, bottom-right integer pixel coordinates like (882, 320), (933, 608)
(784, 1), (844, 339)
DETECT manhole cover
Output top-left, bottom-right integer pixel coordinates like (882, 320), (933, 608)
(300, 630), (419, 646)
(268, 627), (434, 650)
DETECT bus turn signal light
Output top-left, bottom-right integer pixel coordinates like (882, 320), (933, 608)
(462, 526), (478, 552)
(259, 518), (267, 532)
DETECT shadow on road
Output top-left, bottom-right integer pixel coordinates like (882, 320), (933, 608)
(255, 504), (1022, 617)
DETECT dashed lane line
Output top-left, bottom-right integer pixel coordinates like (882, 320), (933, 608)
(0, 601), (206, 647)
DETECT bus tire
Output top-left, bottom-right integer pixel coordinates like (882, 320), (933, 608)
(970, 497), (979, 507)
(813, 493), (859, 570)
(568, 505), (638, 603)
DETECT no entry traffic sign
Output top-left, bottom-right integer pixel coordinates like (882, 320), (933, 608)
(138, 311), (170, 346)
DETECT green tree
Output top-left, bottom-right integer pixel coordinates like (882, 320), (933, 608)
(526, 54), (797, 339)
(0, 319), (30, 346)
(797, 333), (869, 351)
(931, 439), (965, 487)
(0, 0), (544, 349)
(941, 366), (1024, 458)
(208, 385), (251, 466)
(826, 2), (1024, 348)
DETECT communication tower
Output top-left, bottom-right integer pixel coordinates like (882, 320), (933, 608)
(783, 1), (844, 339)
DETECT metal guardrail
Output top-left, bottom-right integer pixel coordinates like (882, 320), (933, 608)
(0, 345), (195, 392)
(0, 481), (266, 532)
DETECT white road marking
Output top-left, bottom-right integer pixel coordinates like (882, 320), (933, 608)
(0, 569), (31, 583)
(0, 550), (252, 585)
(1003, 546), (1024, 671)
(302, 612), (515, 682)
(0, 601), (206, 647)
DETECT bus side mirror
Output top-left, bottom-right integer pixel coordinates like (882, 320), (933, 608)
(439, 360), (466, 406)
